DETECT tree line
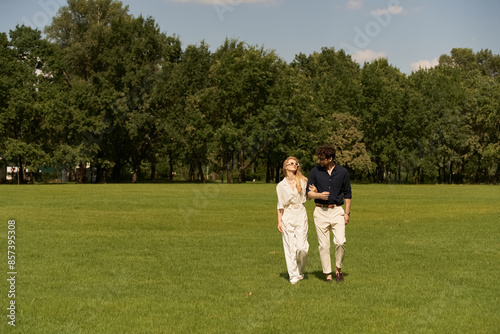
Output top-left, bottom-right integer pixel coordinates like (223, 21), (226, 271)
(1, 0), (499, 184)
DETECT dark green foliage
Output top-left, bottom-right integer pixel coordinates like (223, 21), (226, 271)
(1, 1), (498, 184)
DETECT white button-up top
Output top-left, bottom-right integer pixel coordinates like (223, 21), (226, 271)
(276, 178), (308, 210)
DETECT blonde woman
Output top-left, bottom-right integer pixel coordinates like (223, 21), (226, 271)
(276, 156), (309, 284)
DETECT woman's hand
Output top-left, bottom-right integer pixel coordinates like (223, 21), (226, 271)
(308, 184), (329, 200)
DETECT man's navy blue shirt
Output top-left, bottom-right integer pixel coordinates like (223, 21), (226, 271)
(306, 164), (352, 205)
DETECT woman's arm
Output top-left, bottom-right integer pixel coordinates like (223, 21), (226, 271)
(277, 209), (284, 233)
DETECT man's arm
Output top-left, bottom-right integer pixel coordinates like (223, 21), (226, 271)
(343, 171), (352, 224)
(305, 169), (316, 198)
(306, 168), (329, 200)
(344, 198), (351, 224)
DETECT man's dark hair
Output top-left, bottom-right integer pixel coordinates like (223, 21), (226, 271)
(316, 144), (336, 160)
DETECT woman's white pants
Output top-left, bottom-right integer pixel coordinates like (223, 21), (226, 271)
(281, 206), (309, 283)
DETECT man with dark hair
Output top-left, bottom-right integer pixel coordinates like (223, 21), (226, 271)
(306, 144), (352, 282)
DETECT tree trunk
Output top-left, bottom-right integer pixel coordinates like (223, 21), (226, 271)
(132, 165), (140, 183)
(150, 162), (156, 181)
(275, 163), (280, 183)
(22, 164), (29, 183)
(449, 161), (453, 184)
(266, 153), (272, 183)
(227, 158), (233, 184)
(198, 162), (205, 183)
(376, 161), (385, 183)
(442, 158), (447, 184)
(227, 152), (235, 183)
(78, 161), (87, 184)
(219, 155), (224, 183)
(238, 149), (246, 183)
(188, 164), (195, 181)
(96, 165), (102, 183)
(458, 162), (465, 184)
(18, 159), (25, 184)
(168, 152), (174, 181)
(495, 163), (500, 184)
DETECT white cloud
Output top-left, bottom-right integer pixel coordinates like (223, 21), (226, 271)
(410, 58), (439, 72)
(352, 50), (387, 64)
(346, 0), (363, 10)
(173, 0), (274, 4)
(370, 6), (404, 16)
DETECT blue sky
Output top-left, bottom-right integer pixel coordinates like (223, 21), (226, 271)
(1, 0), (498, 74)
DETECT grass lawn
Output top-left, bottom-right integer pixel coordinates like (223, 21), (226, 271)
(1, 183), (499, 333)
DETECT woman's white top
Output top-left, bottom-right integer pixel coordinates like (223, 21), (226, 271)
(276, 178), (308, 210)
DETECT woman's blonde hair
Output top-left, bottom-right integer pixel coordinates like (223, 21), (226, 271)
(282, 156), (308, 194)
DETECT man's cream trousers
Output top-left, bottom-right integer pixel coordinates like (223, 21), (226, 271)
(313, 206), (346, 274)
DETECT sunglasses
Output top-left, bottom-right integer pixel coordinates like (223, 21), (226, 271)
(286, 162), (299, 166)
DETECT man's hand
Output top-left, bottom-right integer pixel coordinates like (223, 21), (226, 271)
(278, 220), (284, 233)
(344, 214), (350, 225)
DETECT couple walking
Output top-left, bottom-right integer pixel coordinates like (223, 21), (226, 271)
(276, 144), (352, 284)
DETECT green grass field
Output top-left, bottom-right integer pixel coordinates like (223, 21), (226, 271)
(1, 183), (499, 333)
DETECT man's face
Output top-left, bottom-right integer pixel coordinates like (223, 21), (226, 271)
(318, 156), (332, 167)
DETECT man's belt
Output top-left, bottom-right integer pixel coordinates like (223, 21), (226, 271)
(316, 204), (338, 208)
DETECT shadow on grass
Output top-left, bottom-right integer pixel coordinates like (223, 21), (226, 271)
(290, 271), (350, 281)
(279, 272), (313, 281)
(280, 271), (349, 282)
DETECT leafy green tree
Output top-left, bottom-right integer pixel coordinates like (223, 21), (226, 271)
(0, 26), (64, 183)
(45, 0), (131, 182)
(327, 113), (371, 178)
(102, 15), (181, 182)
(439, 48), (500, 183)
(292, 47), (370, 178)
(462, 73), (500, 182)
(402, 70), (432, 183)
(153, 42), (212, 182)
(294, 48), (361, 115)
(358, 58), (406, 182)
(0, 32), (13, 162)
(208, 39), (283, 183)
(411, 68), (463, 183)
(476, 48), (500, 79)
(408, 57), (471, 184)
(46, 0), (180, 182)
(3, 9), (499, 186)
(257, 62), (317, 183)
